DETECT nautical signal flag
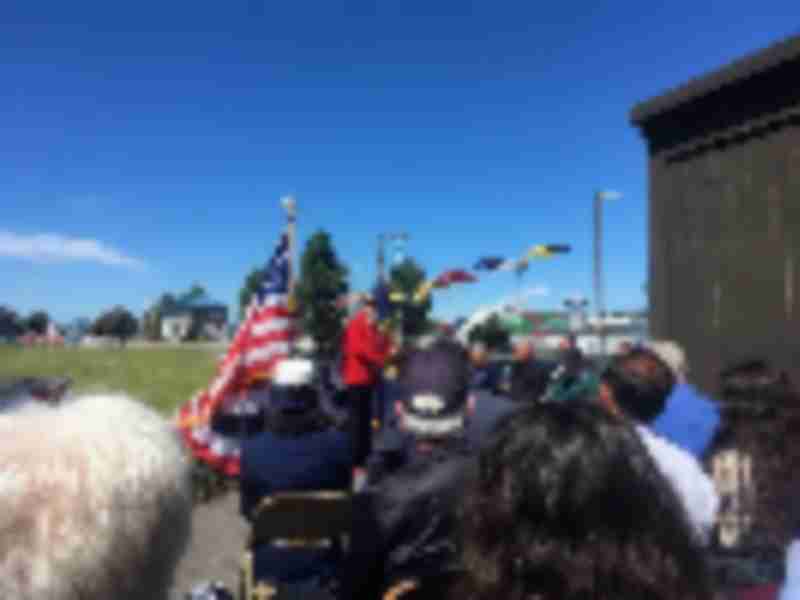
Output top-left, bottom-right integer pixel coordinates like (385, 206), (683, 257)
(474, 256), (507, 271)
(526, 244), (572, 259)
(434, 269), (477, 287)
(414, 280), (436, 303)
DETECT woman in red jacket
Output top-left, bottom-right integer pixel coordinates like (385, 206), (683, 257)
(341, 298), (392, 483)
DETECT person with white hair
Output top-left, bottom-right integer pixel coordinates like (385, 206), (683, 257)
(0, 392), (192, 600)
(645, 339), (720, 459)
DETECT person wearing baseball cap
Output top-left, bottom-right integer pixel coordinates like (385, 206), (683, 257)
(347, 339), (476, 600)
(239, 358), (352, 589)
(596, 348), (719, 544)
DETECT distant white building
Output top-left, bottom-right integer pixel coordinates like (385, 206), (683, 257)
(161, 294), (228, 342)
(161, 314), (193, 342)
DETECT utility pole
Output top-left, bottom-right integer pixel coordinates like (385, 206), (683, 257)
(377, 232), (409, 282)
(593, 193), (604, 352)
(378, 234), (386, 283)
(377, 232), (409, 347)
(593, 190), (622, 358)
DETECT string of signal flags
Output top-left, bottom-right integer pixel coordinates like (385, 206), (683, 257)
(382, 243), (571, 306)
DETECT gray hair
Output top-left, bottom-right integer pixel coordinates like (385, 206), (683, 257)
(0, 393), (192, 600)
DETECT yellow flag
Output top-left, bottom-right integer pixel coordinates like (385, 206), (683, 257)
(526, 245), (552, 260)
(413, 280), (435, 303)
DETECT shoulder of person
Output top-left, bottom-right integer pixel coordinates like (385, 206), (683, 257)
(241, 430), (275, 455)
(781, 539), (800, 599)
(635, 425), (719, 541)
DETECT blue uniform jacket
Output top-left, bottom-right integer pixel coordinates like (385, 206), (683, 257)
(651, 383), (720, 459)
(239, 428), (352, 584)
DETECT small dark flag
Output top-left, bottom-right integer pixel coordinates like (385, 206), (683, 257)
(474, 256), (506, 271)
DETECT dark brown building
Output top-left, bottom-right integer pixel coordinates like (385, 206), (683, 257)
(631, 35), (800, 396)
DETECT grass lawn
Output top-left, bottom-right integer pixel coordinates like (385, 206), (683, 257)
(0, 345), (218, 415)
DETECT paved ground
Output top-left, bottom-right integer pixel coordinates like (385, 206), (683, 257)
(170, 492), (248, 599)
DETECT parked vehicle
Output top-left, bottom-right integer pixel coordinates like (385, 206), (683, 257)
(0, 377), (72, 412)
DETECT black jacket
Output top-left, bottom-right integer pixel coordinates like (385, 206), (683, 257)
(348, 437), (474, 599)
(510, 359), (555, 403)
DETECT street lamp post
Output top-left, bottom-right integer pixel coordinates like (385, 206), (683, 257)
(564, 296), (589, 334)
(378, 233), (409, 282)
(377, 232), (409, 348)
(593, 190), (622, 357)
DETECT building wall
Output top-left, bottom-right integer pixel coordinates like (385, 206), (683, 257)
(649, 120), (800, 395)
(161, 315), (192, 342)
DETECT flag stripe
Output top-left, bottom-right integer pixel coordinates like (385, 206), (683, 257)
(226, 328), (295, 353)
(250, 317), (292, 337)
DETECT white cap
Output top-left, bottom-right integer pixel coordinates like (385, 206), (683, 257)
(644, 340), (688, 378)
(273, 358), (315, 386)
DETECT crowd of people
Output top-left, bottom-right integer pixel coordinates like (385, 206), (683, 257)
(1, 296), (798, 600)
(230, 297), (797, 599)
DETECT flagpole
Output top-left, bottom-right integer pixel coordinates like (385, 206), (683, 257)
(281, 195), (297, 293)
(281, 195), (297, 356)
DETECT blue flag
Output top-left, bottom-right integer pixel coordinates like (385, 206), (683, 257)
(373, 281), (393, 321)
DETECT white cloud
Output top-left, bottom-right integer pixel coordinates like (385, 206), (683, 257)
(0, 231), (145, 269)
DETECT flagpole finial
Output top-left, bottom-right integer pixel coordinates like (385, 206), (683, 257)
(281, 195), (297, 219)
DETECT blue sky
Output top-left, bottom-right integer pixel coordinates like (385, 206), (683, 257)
(2, 1), (798, 324)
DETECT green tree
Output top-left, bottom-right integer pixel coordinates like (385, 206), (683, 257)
(93, 306), (139, 345)
(239, 267), (265, 319)
(296, 230), (349, 357)
(26, 310), (50, 335)
(141, 309), (160, 341)
(468, 314), (511, 352)
(390, 258), (432, 340)
(0, 306), (24, 338)
(180, 283), (207, 304)
(142, 293), (178, 340)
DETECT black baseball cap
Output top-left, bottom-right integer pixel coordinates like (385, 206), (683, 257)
(398, 340), (471, 436)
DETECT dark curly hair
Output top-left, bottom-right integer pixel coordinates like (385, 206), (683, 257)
(452, 403), (712, 600)
(602, 347), (676, 424)
(711, 359), (800, 551)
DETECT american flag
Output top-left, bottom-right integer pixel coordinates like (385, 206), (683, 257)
(177, 232), (296, 477)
